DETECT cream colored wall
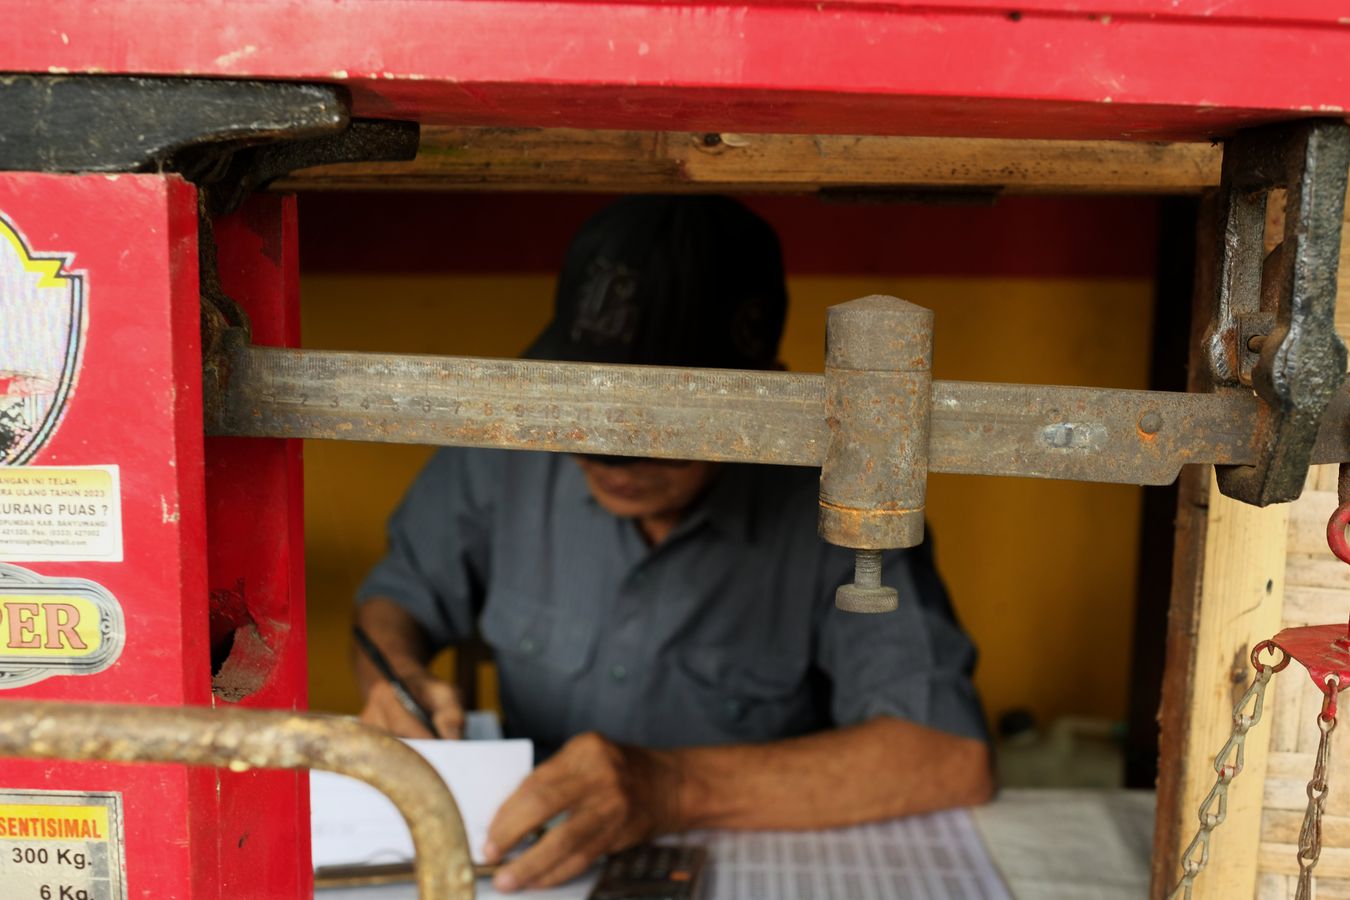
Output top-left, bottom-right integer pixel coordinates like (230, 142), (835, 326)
(302, 273), (1154, 731)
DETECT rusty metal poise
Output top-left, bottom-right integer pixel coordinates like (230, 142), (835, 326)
(820, 296), (932, 612)
(820, 296), (931, 551)
(206, 334), (1350, 487)
(0, 700), (475, 900)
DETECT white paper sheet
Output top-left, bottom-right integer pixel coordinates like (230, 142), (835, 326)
(310, 731), (532, 868)
(972, 788), (1154, 900)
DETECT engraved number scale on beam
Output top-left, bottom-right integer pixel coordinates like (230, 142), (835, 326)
(207, 335), (1350, 486)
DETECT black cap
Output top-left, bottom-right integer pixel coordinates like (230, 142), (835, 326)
(524, 195), (787, 370)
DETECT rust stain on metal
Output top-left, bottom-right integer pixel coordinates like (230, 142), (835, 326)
(204, 329), (1350, 488)
(818, 499), (925, 549)
(1204, 121), (1350, 505)
(819, 297), (931, 554)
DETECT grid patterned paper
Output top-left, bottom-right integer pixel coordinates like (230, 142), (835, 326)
(682, 809), (1011, 900)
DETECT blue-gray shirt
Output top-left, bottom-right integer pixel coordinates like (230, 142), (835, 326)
(360, 449), (984, 757)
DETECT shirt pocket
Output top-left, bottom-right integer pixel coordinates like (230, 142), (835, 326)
(479, 599), (599, 753)
(675, 646), (818, 742)
(479, 598), (595, 675)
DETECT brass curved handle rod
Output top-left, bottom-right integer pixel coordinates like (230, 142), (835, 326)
(0, 700), (475, 900)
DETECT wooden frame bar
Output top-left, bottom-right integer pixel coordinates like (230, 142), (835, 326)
(280, 128), (1224, 195)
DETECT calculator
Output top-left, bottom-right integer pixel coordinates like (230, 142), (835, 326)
(587, 843), (707, 900)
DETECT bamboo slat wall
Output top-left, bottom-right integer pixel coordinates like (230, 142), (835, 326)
(1256, 202), (1350, 899)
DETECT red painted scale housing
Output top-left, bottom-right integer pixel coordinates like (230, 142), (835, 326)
(0, 180), (308, 898)
(0, 1), (1348, 896)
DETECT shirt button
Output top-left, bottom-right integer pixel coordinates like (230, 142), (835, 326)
(609, 664), (628, 682)
(518, 637), (537, 654)
(724, 699), (746, 721)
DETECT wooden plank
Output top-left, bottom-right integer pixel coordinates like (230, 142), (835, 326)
(1288, 490), (1343, 557)
(1154, 463), (1212, 896)
(1258, 873), (1295, 900)
(1268, 664), (1310, 755)
(1169, 479), (1290, 898)
(1267, 753), (1318, 781)
(1312, 464), (1342, 495)
(1262, 873), (1350, 900)
(1282, 587), (1350, 626)
(1263, 811), (1350, 847)
(1261, 746), (1350, 815)
(1284, 555), (1350, 593)
(277, 127), (1223, 194)
(1260, 845), (1350, 879)
(1264, 776), (1313, 812)
(1155, 470), (1290, 897)
(1254, 192), (1350, 891)
(1154, 192), (1291, 900)
(1307, 879), (1350, 900)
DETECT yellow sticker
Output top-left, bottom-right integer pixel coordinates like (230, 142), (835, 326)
(0, 564), (124, 690)
(0, 595), (103, 658)
(0, 466), (122, 563)
(0, 790), (126, 899)
(0, 804), (110, 841)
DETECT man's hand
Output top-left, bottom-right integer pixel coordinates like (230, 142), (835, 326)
(485, 718), (990, 893)
(358, 670), (465, 739)
(484, 732), (681, 892)
(352, 598), (464, 739)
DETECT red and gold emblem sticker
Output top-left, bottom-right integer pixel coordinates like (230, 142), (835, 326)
(0, 214), (86, 466)
(0, 563), (124, 689)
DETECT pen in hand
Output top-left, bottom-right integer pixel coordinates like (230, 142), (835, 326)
(352, 624), (442, 738)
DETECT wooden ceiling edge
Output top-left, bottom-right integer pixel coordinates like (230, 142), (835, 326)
(271, 178), (1206, 195)
(276, 128), (1223, 194)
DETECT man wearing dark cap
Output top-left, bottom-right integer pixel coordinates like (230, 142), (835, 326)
(353, 196), (992, 892)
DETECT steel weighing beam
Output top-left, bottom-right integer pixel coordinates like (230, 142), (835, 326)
(207, 339), (1350, 488)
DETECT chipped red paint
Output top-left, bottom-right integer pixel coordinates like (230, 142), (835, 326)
(0, 180), (309, 898)
(0, 173), (212, 895)
(204, 194), (310, 898)
(1, 0), (1348, 140)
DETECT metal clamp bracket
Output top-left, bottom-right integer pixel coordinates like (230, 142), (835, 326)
(1203, 119), (1350, 506)
(0, 75), (419, 213)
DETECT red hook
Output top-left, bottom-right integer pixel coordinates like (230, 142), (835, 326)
(1328, 501), (1350, 566)
(1330, 463), (1350, 566)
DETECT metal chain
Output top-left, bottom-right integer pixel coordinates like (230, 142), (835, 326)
(1169, 646), (1287, 900)
(1295, 674), (1340, 900)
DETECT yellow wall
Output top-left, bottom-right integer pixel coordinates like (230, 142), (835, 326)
(302, 273), (1154, 731)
